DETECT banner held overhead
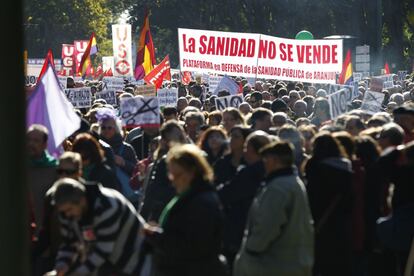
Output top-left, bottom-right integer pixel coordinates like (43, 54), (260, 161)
(178, 28), (342, 84)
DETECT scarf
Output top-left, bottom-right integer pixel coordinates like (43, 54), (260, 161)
(30, 151), (58, 168)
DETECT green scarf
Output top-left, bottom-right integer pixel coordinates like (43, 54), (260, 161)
(82, 164), (96, 180)
(159, 188), (191, 228)
(30, 151), (58, 168)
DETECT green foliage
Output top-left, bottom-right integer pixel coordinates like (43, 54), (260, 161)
(23, 0), (133, 58)
(128, 0), (414, 71)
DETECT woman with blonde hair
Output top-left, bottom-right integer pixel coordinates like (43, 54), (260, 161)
(144, 144), (226, 276)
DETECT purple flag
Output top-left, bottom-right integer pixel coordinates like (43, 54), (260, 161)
(27, 64), (81, 155)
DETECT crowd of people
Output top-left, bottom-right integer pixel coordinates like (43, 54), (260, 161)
(28, 71), (414, 276)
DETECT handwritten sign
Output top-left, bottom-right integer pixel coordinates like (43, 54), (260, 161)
(120, 96), (160, 127)
(95, 90), (117, 106)
(64, 87), (92, 108)
(134, 85), (156, 97)
(157, 88), (178, 107)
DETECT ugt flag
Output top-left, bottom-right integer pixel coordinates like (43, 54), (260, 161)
(27, 63), (81, 155)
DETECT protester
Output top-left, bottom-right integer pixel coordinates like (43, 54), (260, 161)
(222, 107), (246, 133)
(140, 120), (188, 221)
(71, 133), (119, 190)
(45, 177), (141, 275)
(250, 108), (273, 132)
(184, 111), (205, 143)
(143, 144), (227, 276)
(197, 126), (228, 166)
(214, 126), (252, 186)
(97, 108), (137, 177)
(304, 133), (353, 276)
(234, 141), (314, 276)
(27, 124), (58, 232)
(217, 131), (272, 271)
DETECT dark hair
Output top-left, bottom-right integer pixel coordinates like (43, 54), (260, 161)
(246, 131), (271, 153)
(271, 99), (288, 113)
(251, 108), (272, 127)
(52, 178), (86, 206)
(355, 135), (380, 168)
(311, 133), (347, 160)
(208, 110), (223, 125)
(333, 131), (355, 159)
(260, 141), (294, 166)
(72, 133), (104, 164)
(197, 126), (228, 163)
(163, 106), (178, 117)
(251, 91), (263, 101)
(278, 87), (288, 97)
(230, 125), (253, 140)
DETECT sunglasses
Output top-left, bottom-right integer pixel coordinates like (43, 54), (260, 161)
(57, 168), (78, 175)
(101, 125), (114, 130)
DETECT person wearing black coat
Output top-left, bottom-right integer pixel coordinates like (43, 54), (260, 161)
(140, 156), (176, 221)
(304, 134), (353, 276)
(143, 144), (227, 276)
(139, 120), (188, 221)
(72, 133), (120, 191)
(216, 131), (271, 270)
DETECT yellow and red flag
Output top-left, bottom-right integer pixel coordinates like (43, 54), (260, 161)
(134, 10), (156, 80)
(338, 49), (353, 85)
(78, 33), (98, 79)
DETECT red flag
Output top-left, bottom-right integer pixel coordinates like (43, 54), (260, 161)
(144, 55), (171, 89)
(104, 68), (113, 77)
(38, 50), (55, 80)
(384, 62), (391, 74)
(181, 71), (192, 85)
(238, 81), (243, 94)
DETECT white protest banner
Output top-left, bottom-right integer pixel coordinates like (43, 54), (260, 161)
(25, 75), (37, 86)
(74, 40), (88, 75)
(112, 24), (133, 77)
(120, 96), (160, 127)
(214, 75), (239, 95)
(380, 74), (394, 89)
(361, 91), (385, 114)
(64, 87), (92, 108)
(58, 76), (67, 89)
(96, 90), (117, 106)
(123, 76), (145, 86)
(102, 76), (125, 90)
(102, 56), (114, 73)
(202, 73), (210, 83)
(134, 85), (156, 97)
(328, 84), (357, 101)
(178, 28), (342, 84)
(61, 44), (75, 76)
(215, 94), (244, 111)
(398, 71), (407, 81)
(329, 88), (350, 119)
(157, 88), (178, 107)
(247, 77), (256, 86)
(208, 75), (222, 93)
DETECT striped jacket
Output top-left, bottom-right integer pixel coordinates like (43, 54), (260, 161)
(55, 182), (142, 275)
